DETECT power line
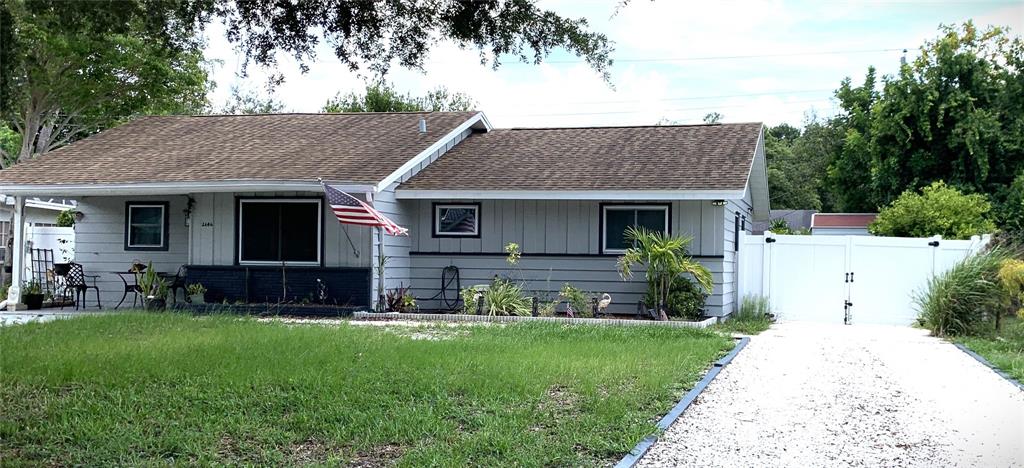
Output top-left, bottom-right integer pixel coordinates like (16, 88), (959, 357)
(563, 88), (835, 105)
(501, 48), (909, 66)
(507, 98), (834, 117)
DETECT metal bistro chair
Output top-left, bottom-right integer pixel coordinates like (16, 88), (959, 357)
(64, 262), (102, 310)
(114, 271), (143, 309)
(161, 266), (187, 304)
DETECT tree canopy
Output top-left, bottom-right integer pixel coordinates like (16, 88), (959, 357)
(869, 181), (997, 239)
(0, 0), (209, 166)
(323, 82), (476, 113)
(765, 22), (1022, 236)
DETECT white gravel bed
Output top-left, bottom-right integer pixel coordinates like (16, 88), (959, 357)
(638, 322), (1024, 467)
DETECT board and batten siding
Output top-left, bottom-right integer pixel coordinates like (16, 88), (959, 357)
(73, 192), (374, 308)
(188, 191), (370, 268)
(370, 126), (475, 302)
(73, 195), (190, 307)
(396, 199), (736, 316)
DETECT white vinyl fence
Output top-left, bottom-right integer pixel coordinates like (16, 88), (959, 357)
(23, 226), (76, 281)
(737, 231), (990, 326)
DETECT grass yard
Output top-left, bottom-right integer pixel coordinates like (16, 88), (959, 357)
(0, 313), (732, 467)
(957, 316), (1024, 383)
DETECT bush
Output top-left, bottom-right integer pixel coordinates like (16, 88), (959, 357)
(56, 209), (76, 227)
(461, 279), (531, 316)
(915, 247), (1010, 337)
(993, 171), (1024, 234)
(645, 276), (707, 320)
(998, 259), (1024, 318)
(870, 181), (997, 239)
(559, 283), (594, 317)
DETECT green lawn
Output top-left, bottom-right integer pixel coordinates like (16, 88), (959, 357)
(958, 316), (1024, 383)
(0, 313), (732, 467)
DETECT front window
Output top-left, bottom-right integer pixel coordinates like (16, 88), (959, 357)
(602, 205), (669, 253)
(238, 199), (321, 264)
(433, 203), (480, 237)
(125, 202), (168, 251)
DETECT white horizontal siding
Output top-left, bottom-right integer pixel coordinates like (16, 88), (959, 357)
(409, 254), (729, 316)
(73, 195), (189, 307)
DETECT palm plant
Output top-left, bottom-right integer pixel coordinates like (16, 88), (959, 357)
(617, 227), (712, 320)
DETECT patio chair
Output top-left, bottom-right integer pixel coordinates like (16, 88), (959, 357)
(64, 262), (101, 310)
(164, 265), (187, 304)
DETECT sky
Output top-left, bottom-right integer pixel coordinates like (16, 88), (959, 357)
(204, 0), (1023, 129)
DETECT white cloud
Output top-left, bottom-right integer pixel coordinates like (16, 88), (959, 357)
(202, 0), (1022, 128)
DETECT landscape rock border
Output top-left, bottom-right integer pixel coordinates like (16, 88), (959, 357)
(953, 343), (1024, 392)
(352, 312), (718, 328)
(614, 337), (750, 468)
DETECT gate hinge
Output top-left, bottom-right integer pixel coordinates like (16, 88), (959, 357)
(928, 240), (940, 247)
(765, 237), (777, 243)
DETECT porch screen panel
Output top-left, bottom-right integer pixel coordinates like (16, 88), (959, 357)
(239, 200), (320, 264)
(240, 203), (280, 262)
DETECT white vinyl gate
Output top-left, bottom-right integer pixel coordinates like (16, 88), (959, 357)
(738, 232), (990, 326)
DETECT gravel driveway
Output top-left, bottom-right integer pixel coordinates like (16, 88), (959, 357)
(639, 322), (1024, 467)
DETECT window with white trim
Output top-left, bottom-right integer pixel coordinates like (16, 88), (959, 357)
(238, 199), (322, 264)
(433, 203), (480, 237)
(125, 202), (168, 251)
(602, 205), (670, 253)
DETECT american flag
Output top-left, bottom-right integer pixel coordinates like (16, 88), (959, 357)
(321, 182), (408, 236)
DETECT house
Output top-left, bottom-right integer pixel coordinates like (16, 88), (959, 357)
(811, 213), (877, 236)
(0, 112), (769, 317)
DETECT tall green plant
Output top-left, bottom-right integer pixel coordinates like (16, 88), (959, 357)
(915, 248), (1009, 336)
(617, 227), (712, 320)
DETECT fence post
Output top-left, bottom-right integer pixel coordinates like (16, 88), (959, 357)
(761, 230), (774, 308)
(531, 296), (538, 317)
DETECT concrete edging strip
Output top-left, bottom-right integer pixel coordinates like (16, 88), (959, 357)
(614, 336), (751, 468)
(352, 311), (717, 328)
(953, 343), (1024, 392)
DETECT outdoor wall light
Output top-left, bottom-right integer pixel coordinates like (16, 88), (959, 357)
(711, 200), (726, 206)
(73, 210), (85, 222)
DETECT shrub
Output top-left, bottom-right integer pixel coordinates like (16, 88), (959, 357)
(482, 278), (531, 316)
(385, 284), (417, 313)
(914, 247), (1009, 336)
(618, 227), (712, 320)
(559, 283), (594, 317)
(870, 181), (997, 239)
(56, 209), (76, 227)
(646, 276), (707, 320)
(993, 171), (1024, 234)
(998, 259), (1024, 318)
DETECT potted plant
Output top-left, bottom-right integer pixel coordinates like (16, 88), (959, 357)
(136, 262), (168, 311)
(21, 281), (44, 310)
(187, 283), (207, 305)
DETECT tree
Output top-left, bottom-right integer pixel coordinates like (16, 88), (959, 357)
(323, 82), (476, 113)
(0, 0), (209, 167)
(993, 171), (1024, 235)
(217, 85), (286, 114)
(214, 0), (612, 78)
(764, 120), (839, 210)
(827, 23), (1024, 213)
(702, 112), (723, 124)
(869, 181), (997, 239)
(617, 227), (712, 321)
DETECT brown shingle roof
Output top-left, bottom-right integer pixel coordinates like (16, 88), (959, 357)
(811, 213), (878, 228)
(0, 112), (478, 186)
(399, 122), (763, 191)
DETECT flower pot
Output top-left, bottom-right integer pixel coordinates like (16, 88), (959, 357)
(23, 293), (44, 310)
(188, 293), (205, 305)
(144, 297), (167, 311)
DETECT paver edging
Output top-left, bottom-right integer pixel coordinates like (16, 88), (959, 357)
(614, 336), (751, 468)
(953, 342), (1024, 392)
(352, 311), (717, 328)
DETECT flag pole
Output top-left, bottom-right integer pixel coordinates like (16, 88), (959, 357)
(377, 225), (386, 312)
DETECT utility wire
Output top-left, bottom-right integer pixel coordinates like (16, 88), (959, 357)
(502, 48), (909, 65)
(507, 98), (834, 117)
(563, 88), (836, 105)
